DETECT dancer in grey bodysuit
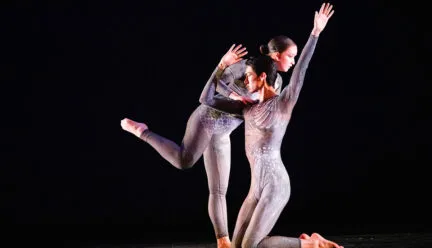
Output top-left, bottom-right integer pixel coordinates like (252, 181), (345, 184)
(121, 44), (287, 247)
(201, 3), (343, 248)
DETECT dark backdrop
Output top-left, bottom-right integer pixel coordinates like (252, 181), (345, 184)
(10, 0), (431, 244)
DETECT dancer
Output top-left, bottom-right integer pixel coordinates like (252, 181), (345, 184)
(120, 45), (249, 248)
(120, 37), (294, 247)
(200, 3), (342, 248)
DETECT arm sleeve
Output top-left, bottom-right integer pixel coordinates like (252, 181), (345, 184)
(199, 66), (245, 116)
(278, 35), (318, 114)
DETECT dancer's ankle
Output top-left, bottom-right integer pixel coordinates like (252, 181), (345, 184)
(217, 236), (231, 248)
(140, 129), (151, 141)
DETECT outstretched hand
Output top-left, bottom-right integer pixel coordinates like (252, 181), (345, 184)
(218, 44), (248, 70)
(312, 2), (334, 36)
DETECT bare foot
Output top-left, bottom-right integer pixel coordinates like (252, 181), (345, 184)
(120, 118), (148, 138)
(300, 233), (311, 239)
(217, 236), (231, 248)
(311, 233), (344, 248)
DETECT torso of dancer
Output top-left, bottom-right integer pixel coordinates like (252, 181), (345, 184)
(201, 3), (343, 248)
(120, 44), (285, 247)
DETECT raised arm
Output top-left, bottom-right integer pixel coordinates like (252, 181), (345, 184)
(198, 65), (247, 115)
(278, 35), (318, 111)
(213, 44), (248, 97)
(199, 66), (221, 106)
(214, 61), (245, 98)
(199, 45), (250, 115)
(200, 44), (247, 104)
(278, 3), (334, 113)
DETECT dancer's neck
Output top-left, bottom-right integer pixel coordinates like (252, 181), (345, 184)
(257, 83), (277, 103)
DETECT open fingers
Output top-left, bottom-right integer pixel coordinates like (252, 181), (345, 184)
(319, 3), (325, 14)
(236, 46), (247, 54)
(232, 44), (240, 53)
(232, 44), (244, 53)
(325, 4), (333, 16)
(237, 50), (248, 58)
(328, 9), (335, 18)
(228, 44), (236, 52)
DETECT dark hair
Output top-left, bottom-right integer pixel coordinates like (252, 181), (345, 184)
(246, 55), (278, 88)
(259, 35), (296, 55)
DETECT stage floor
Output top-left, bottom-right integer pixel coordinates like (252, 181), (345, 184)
(75, 232), (432, 248)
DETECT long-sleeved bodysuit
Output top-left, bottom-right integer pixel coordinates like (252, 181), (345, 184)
(140, 60), (282, 238)
(200, 35), (318, 247)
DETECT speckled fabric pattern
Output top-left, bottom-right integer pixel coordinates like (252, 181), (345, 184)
(231, 35), (318, 248)
(200, 35), (318, 248)
(138, 62), (259, 239)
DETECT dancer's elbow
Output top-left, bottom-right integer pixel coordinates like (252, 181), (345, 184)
(199, 96), (213, 106)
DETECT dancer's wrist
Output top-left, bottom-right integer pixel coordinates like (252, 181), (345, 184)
(311, 28), (321, 37)
(218, 61), (227, 70)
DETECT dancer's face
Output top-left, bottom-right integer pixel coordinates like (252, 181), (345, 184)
(273, 45), (298, 72)
(244, 66), (265, 93)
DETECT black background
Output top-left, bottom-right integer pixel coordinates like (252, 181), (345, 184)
(9, 0), (432, 244)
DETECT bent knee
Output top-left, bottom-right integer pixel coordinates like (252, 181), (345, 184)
(176, 154), (196, 170)
(177, 162), (194, 170)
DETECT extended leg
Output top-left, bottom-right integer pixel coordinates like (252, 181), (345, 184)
(121, 105), (213, 169)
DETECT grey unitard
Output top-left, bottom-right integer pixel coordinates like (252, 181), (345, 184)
(201, 35), (318, 247)
(140, 61), (283, 238)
